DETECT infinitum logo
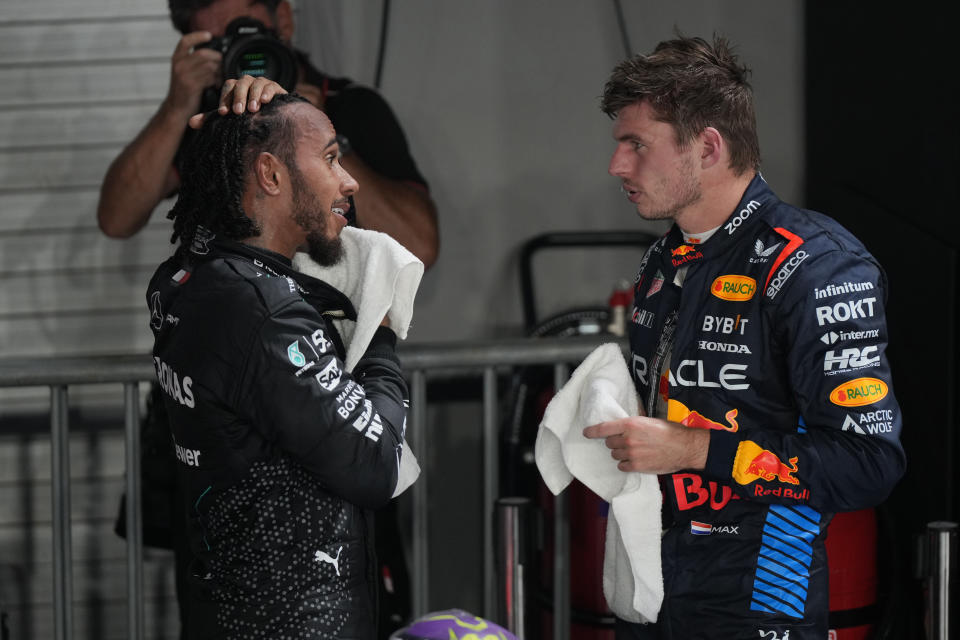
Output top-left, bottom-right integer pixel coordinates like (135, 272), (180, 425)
(814, 281), (875, 299)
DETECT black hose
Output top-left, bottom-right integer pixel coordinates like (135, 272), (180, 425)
(612, 0), (633, 57)
(373, 0), (392, 89)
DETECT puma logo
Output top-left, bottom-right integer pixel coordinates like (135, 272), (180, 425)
(314, 546), (343, 576)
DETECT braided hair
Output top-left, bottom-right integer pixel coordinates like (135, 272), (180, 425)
(167, 92), (310, 256)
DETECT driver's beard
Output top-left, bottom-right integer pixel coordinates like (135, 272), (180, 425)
(289, 165), (343, 267)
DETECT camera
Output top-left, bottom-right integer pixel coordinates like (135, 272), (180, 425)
(196, 16), (298, 110)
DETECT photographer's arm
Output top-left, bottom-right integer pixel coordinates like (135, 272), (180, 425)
(97, 32), (220, 238)
(340, 153), (439, 269)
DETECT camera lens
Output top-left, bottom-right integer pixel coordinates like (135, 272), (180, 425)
(222, 35), (297, 91)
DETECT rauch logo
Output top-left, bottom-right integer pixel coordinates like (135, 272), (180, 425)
(711, 275), (757, 301)
(830, 377), (888, 407)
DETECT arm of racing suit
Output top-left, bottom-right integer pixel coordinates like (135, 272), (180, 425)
(703, 250), (906, 512)
(237, 300), (407, 510)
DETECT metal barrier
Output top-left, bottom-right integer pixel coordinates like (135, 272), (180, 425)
(0, 334), (622, 640)
(921, 521), (957, 640)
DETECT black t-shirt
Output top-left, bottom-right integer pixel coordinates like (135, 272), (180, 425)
(299, 53), (428, 190)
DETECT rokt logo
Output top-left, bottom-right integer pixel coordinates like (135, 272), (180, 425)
(711, 275), (757, 301)
(829, 377), (888, 407)
(815, 297), (877, 326)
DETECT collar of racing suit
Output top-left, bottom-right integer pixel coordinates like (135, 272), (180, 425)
(203, 238), (359, 322)
(660, 173), (779, 275)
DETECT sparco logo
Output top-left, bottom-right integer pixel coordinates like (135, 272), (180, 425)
(725, 199), (761, 235)
(765, 250), (808, 299)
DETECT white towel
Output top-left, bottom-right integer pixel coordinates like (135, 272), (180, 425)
(293, 226), (424, 371)
(293, 226), (423, 497)
(534, 343), (662, 624)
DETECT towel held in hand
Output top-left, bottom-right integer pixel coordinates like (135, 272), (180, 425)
(294, 226), (423, 497)
(535, 342), (663, 624)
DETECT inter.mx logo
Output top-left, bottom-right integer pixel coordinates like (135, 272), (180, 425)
(820, 328), (880, 344)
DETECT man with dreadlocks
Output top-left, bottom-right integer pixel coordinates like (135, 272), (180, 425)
(147, 81), (408, 639)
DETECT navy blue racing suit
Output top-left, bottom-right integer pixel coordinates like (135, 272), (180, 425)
(147, 237), (407, 639)
(622, 175), (905, 639)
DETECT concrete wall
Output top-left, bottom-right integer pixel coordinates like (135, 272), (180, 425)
(300, 1), (805, 341)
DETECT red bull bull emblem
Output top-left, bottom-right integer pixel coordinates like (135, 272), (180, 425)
(732, 441), (799, 485)
(668, 399), (739, 432)
(670, 244), (704, 267)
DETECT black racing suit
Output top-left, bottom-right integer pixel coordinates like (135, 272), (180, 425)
(622, 175), (905, 639)
(147, 237), (407, 639)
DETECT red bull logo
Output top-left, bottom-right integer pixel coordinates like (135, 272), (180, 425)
(732, 440), (799, 485)
(711, 275), (757, 301)
(829, 377), (888, 407)
(668, 399), (739, 432)
(658, 371), (670, 402)
(670, 244), (704, 266)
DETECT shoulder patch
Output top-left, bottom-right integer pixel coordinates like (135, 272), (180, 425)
(764, 227), (807, 299)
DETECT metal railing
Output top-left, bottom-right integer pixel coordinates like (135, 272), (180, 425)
(0, 334), (623, 640)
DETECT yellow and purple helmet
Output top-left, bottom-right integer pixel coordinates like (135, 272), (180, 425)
(389, 609), (518, 640)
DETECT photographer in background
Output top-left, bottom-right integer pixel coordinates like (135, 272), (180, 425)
(100, 2), (433, 638)
(97, 0), (438, 268)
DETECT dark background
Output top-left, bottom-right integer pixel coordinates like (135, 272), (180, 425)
(806, 4), (959, 637)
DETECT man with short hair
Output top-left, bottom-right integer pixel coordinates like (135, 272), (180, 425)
(148, 81), (407, 639)
(584, 35), (905, 639)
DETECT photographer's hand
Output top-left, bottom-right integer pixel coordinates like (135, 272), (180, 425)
(188, 76), (288, 129)
(97, 30), (220, 238)
(166, 31), (222, 120)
